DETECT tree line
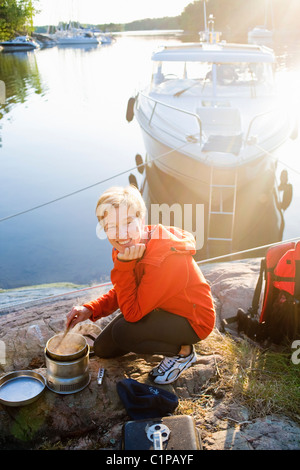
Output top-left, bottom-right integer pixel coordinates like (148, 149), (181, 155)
(179, 0), (300, 38)
(98, 0), (300, 39)
(0, 0), (37, 40)
(1, 0), (300, 41)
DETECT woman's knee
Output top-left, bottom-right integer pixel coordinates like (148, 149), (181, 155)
(93, 335), (111, 358)
(93, 314), (128, 358)
(111, 318), (135, 349)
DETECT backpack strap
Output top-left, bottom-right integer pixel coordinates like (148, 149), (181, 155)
(249, 258), (265, 317)
(295, 241), (300, 299)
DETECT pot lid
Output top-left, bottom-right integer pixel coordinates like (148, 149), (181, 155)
(0, 370), (46, 407)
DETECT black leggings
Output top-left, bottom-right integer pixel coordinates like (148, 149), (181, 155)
(93, 309), (200, 358)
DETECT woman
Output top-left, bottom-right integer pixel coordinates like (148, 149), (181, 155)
(66, 185), (215, 384)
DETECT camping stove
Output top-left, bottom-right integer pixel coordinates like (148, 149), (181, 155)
(44, 333), (90, 395)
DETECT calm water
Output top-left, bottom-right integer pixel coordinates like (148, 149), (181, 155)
(0, 32), (300, 304)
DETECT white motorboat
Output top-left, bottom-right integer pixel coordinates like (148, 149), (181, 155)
(248, 0), (274, 45)
(99, 33), (114, 45)
(129, 11), (295, 259)
(0, 36), (40, 52)
(248, 25), (273, 45)
(51, 27), (100, 46)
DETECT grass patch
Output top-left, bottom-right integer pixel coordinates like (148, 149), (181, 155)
(195, 329), (300, 422)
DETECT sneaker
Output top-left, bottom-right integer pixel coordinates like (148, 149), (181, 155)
(150, 347), (197, 385)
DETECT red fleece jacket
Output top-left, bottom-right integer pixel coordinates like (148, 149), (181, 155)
(84, 225), (215, 340)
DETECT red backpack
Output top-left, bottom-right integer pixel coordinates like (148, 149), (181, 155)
(233, 241), (300, 344)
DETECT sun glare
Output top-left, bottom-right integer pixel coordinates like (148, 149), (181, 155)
(34, 0), (192, 26)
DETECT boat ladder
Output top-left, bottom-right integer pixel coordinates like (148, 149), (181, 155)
(207, 165), (238, 254)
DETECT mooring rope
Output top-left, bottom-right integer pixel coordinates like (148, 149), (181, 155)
(1, 124), (299, 310)
(254, 141), (300, 177)
(0, 140), (193, 223)
(1, 236), (299, 312)
(1, 139), (299, 225)
(1, 120), (299, 224)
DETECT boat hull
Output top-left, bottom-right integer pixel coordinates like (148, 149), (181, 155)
(56, 38), (99, 45)
(139, 132), (284, 261)
(0, 44), (37, 52)
(0, 36), (40, 52)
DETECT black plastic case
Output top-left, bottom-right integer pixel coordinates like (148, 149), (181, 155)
(122, 415), (202, 450)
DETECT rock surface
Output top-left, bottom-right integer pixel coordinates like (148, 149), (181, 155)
(0, 259), (299, 450)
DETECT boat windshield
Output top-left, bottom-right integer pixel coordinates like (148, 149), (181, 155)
(151, 61), (274, 96)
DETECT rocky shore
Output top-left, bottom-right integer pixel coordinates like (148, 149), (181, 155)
(0, 258), (299, 450)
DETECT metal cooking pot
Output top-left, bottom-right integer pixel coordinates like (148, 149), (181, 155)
(45, 332), (88, 361)
(44, 332), (90, 394)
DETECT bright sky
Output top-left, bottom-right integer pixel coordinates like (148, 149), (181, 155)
(33, 0), (193, 26)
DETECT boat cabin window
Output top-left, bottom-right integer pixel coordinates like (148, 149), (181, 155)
(151, 61), (274, 95)
(220, 62), (274, 87)
(152, 61), (211, 85)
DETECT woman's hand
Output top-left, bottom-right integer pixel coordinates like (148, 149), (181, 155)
(66, 305), (92, 329)
(117, 243), (146, 261)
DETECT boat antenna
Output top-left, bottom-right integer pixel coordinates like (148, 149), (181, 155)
(199, 0), (209, 42)
(203, 0), (207, 32)
(200, 1), (220, 44)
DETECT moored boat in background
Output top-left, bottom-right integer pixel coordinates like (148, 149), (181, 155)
(248, 25), (273, 45)
(47, 23), (100, 46)
(248, 0), (274, 45)
(0, 36), (40, 52)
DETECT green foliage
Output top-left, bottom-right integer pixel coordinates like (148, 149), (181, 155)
(123, 16), (181, 32)
(0, 0), (38, 41)
(179, 0), (264, 35)
(199, 331), (300, 421)
(179, 0), (205, 34)
(232, 342), (300, 419)
(179, 0), (300, 37)
(93, 0), (300, 38)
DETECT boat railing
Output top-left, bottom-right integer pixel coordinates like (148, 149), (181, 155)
(245, 108), (279, 143)
(137, 93), (281, 150)
(136, 92), (203, 144)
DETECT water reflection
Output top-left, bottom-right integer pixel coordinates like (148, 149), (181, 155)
(0, 36), (158, 289)
(0, 52), (46, 117)
(56, 43), (100, 51)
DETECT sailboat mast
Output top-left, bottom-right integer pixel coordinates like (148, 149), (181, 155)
(203, 0), (208, 32)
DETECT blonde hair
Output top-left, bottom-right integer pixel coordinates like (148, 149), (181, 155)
(95, 185), (146, 228)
